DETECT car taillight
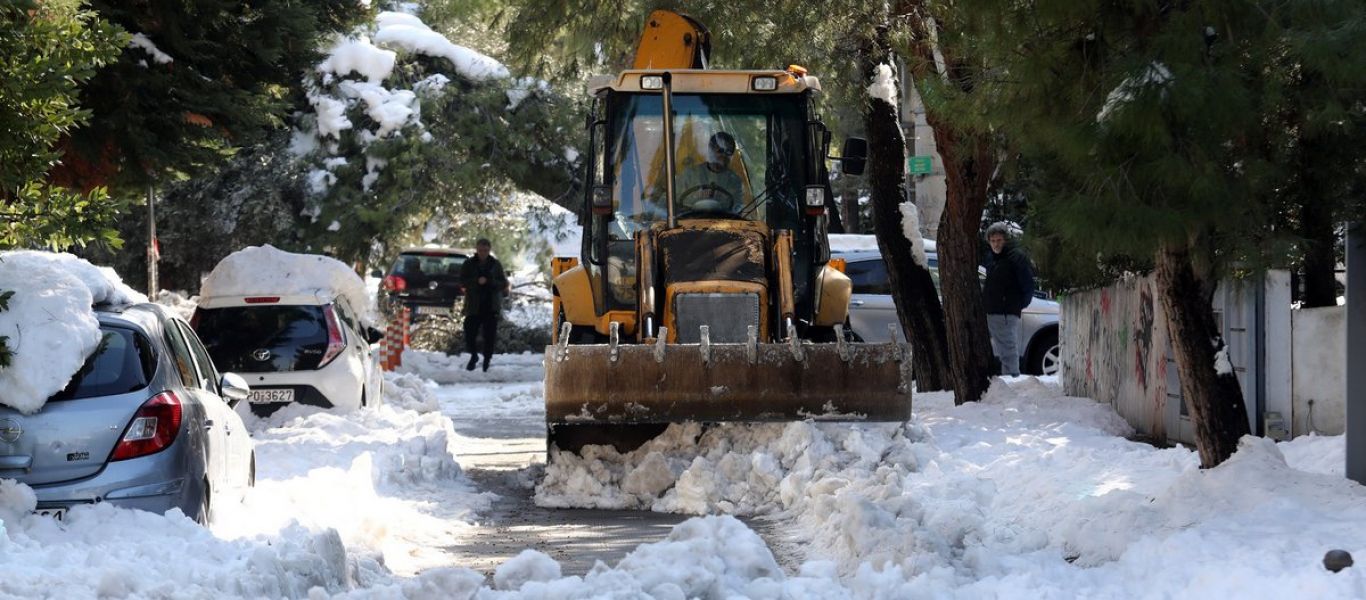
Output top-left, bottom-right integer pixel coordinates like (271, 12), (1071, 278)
(320, 304), (346, 367)
(382, 275), (406, 292)
(111, 391), (183, 461)
(244, 296), (281, 304)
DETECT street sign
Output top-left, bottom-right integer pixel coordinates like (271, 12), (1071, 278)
(908, 155), (933, 175)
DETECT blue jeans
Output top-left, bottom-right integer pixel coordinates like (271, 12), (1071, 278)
(987, 314), (1021, 376)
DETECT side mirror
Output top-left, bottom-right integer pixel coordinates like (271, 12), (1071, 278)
(365, 326), (384, 345)
(369, 268), (383, 278)
(219, 372), (250, 405)
(841, 137), (868, 176)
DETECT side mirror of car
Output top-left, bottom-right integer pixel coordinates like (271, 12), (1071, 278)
(365, 326), (384, 345)
(219, 372), (251, 406)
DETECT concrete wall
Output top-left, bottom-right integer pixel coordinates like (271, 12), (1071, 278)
(1061, 275), (1172, 441)
(1292, 306), (1346, 436)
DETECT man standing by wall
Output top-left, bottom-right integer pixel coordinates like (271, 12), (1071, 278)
(460, 238), (510, 371)
(982, 222), (1035, 376)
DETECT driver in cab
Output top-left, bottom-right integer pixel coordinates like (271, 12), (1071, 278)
(675, 132), (743, 214)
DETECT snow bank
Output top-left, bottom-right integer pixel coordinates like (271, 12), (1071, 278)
(537, 377), (1366, 597)
(0, 251), (145, 413)
(0, 492), (373, 597)
(199, 245), (375, 325)
(217, 374), (493, 577)
(154, 289), (198, 320)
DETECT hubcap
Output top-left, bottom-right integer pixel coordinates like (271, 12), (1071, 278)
(1040, 345), (1061, 376)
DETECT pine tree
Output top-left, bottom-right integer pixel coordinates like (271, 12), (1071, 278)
(0, 0), (125, 368)
(947, 0), (1366, 465)
(48, 0), (368, 192)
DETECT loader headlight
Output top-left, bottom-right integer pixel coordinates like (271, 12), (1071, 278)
(641, 75), (664, 90)
(751, 76), (778, 91)
(805, 185), (827, 216)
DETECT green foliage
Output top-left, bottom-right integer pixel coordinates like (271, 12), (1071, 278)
(54, 0), (369, 191)
(943, 0), (1366, 290)
(0, 0), (125, 252)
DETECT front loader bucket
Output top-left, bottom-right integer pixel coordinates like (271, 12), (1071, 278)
(544, 338), (912, 428)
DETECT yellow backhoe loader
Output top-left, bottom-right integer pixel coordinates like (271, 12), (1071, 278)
(546, 10), (910, 453)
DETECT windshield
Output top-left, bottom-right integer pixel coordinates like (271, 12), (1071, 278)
(607, 93), (806, 239)
(48, 326), (156, 401)
(195, 305), (330, 373)
(391, 253), (466, 279)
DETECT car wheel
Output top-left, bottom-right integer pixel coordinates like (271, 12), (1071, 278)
(1027, 329), (1060, 376)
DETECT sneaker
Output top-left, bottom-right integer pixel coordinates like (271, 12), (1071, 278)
(465, 355), (477, 371)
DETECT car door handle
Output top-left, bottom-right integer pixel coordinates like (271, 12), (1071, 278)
(204, 419), (214, 430)
(850, 299), (866, 306)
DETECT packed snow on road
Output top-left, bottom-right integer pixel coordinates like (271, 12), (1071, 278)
(2, 333), (1362, 597)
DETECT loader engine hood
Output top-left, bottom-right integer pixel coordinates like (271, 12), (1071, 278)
(657, 223), (769, 344)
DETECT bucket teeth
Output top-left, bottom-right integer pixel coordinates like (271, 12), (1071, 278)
(746, 325), (757, 363)
(699, 325), (711, 364)
(609, 321), (620, 363)
(654, 327), (668, 363)
(787, 321), (804, 362)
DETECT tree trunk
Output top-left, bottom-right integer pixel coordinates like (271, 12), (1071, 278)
(859, 28), (951, 391)
(931, 120), (994, 404)
(1155, 239), (1252, 467)
(841, 187), (862, 234)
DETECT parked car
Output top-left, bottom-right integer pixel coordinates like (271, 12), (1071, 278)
(377, 247), (472, 320)
(0, 303), (254, 525)
(835, 244), (1062, 376)
(193, 291), (383, 416)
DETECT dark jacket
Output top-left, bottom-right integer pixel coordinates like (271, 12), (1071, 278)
(982, 244), (1035, 316)
(460, 255), (508, 317)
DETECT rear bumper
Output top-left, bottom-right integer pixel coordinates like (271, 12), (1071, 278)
(241, 352), (366, 415)
(31, 443), (200, 518)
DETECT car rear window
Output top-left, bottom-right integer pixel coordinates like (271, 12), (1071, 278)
(195, 305), (328, 373)
(49, 327), (156, 402)
(391, 253), (467, 279)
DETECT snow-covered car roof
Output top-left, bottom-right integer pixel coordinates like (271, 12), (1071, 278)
(399, 246), (474, 256)
(200, 245), (375, 326)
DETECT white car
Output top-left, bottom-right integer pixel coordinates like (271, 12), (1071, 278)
(192, 292), (384, 415)
(835, 246), (1062, 376)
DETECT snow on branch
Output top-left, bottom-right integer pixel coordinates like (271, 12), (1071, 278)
(128, 33), (173, 65)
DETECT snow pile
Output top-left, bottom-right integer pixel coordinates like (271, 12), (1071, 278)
(382, 371), (441, 413)
(318, 35), (396, 83)
(0, 478), (37, 530)
(199, 245), (375, 325)
(535, 377), (1366, 596)
(399, 349), (545, 384)
(0, 251), (146, 413)
(154, 289), (198, 320)
(493, 549), (562, 591)
(220, 379), (492, 576)
(829, 233), (938, 255)
(0, 495), (374, 597)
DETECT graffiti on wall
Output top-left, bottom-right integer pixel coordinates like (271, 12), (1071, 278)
(1062, 275), (1171, 442)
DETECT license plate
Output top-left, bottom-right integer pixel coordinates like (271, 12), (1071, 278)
(416, 306), (451, 315)
(247, 388), (294, 404)
(35, 508), (65, 521)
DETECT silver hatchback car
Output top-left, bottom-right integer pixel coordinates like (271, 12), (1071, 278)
(835, 246), (1062, 376)
(0, 303), (255, 524)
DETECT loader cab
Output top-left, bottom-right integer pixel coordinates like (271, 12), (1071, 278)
(575, 69), (843, 341)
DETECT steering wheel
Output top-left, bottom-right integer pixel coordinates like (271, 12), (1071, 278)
(677, 183), (736, 209)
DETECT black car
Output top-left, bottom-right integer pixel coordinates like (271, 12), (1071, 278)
(377, 247), (471, 319)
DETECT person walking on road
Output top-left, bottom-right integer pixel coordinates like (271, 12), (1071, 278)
(460, 238), (510, 372)
(981, 222), (1035, 376)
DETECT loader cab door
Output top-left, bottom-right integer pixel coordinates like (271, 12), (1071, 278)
(598, 91), (810, 310)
